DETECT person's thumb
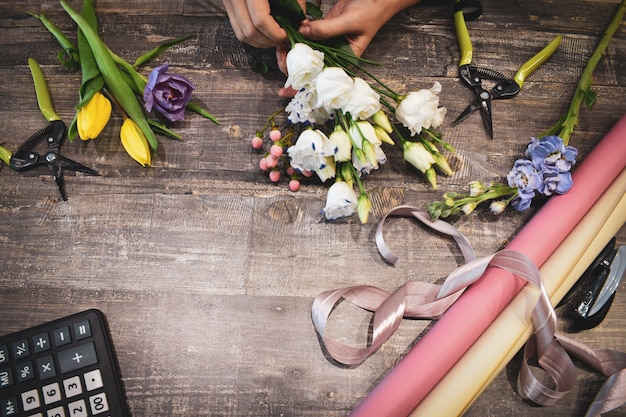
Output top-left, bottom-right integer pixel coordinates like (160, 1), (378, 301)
(300, 15), (354, 41)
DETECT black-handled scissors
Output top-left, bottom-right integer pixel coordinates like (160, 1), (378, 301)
(560, 238), (626, 330)
(452, 0), (562, 139)
(9, 58), (98, 200)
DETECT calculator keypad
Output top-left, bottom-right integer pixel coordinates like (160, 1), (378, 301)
(0, 310), (129, 417)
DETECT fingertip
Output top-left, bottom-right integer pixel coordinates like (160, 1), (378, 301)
(298, 22), (312, 37)
(278, 86), (297, 98)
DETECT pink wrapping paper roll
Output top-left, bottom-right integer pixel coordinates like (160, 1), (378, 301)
(412, 168), (626, 416)
(350, 114), (626, 417)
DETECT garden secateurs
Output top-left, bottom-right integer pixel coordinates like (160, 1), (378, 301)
(452, 0), (562, 139)
(9, 58), (98, 200)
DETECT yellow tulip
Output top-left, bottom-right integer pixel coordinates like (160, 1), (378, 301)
(77, 92), (111, 140)
(120, 118), (151, 166)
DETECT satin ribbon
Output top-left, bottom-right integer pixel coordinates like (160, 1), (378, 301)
(312, 206), (626, 414)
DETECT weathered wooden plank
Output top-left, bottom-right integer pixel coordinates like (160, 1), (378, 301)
(0, 0), (625, 416)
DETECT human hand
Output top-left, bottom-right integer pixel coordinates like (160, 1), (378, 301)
(222, 0), (306, 48)
(299, 0), (422, 57)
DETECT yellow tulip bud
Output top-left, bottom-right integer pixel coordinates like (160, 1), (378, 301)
(77, 92), (112, 140)
(120, 118), (151, 166)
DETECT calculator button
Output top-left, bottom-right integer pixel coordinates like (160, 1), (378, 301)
(73, 322), (91, 341)
(83, 370), (103, 392)
(46, 405), (65, 417)
(67, 399), (88, 417)
(36, 356), (56, 380)
(52, 328), (71, 347)
(62, 376), (82, 398)
(0, 368), (13, 388)
(11, 341), (29, 359)
(88, 392), (109, 415)
(57, 343), (97, 374)
(42, 382), (62, 405)
(28, 414), (43, 417)
(1, 396), (18, 416)
(16, 362), (34, 383)
(0, 346), (8, 364)
(33, 334), (50, 353)
(21, 388), (40, 411)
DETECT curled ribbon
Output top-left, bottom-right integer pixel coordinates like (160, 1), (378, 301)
(311, 206), (626, 414)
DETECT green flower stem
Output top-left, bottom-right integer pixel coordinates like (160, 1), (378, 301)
(110, 51), (149, 93)
(428, 183), (518, 219)
(60, 0), (157, 150)
(542, 0), (625, 144)
(276, 16), (377, 70)
(29, 12), (79, 69)
(450, 186), (517, 208)
(422, 128), (455, 152)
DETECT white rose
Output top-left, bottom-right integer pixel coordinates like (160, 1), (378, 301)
(285, 43), (325, 90)
(287, 129), (337, 174)
(286, 85), (331, 125)
(315, 67), (354, 111)
(328, 127), (352, 162)
(321, 181), (357, 220)
(342, 77), (380, 120)
(395, 82), (447, 136)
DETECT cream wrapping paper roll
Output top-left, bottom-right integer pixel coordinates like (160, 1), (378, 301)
(411, 167), (626, 417)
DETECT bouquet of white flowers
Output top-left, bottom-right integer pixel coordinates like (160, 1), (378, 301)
(252, 1), (453, 224)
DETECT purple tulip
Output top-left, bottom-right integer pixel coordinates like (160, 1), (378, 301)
(143, 63), (195, 122)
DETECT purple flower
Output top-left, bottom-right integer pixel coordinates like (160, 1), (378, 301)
(538, 165), (573, 196)
(143, 63), (195, 122)
(510, 194), (533, 211)
(507, 159), (542, 195)
(507, 159), (542, 211)
(525, 135), (577, 172)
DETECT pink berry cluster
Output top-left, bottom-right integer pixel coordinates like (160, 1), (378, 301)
(251, 126), (303, 192)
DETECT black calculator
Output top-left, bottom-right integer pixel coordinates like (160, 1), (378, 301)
(0, 309), (131, 417)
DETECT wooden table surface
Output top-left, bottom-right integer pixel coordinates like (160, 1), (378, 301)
(1, 0), (625, 416)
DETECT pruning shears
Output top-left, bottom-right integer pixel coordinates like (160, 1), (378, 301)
(452, 0), (562, 139)
(8, 58), (98, 200)
(559, 238), (626, 330)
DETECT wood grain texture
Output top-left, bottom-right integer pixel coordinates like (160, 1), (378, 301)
(0, 0), (625, 416)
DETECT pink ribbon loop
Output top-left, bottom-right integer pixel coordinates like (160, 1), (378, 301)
(312, 207), (626, 413)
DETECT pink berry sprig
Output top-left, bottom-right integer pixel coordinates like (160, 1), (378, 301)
(251, 111), (301, 190)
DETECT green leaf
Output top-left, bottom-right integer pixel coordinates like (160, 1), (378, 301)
(30, 12), (79, 70)
(186, 102), (219, 124)
(76, 0), (103, 108)
(305, 2), (323, 19)
(133, 34), (197, 68)
(269, 0), (306, 26)
(60, 0), (158, 151)
(253, 60), (269, 76)
(582, 88), (597, 108)
(148, 119), (182, 140)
